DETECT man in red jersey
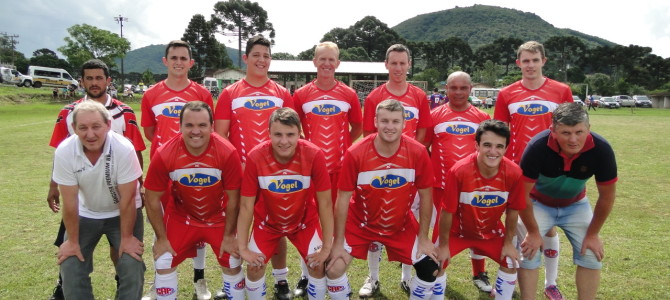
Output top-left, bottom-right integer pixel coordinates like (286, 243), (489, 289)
(213, 35), (295, 299)
(360, 44), (432, 297)
(493, 41), (573, 300)
(237, 108), (335, 300)
(292, 41), (362, 296)
(141, 40), (215, 300)
(428, 71), (493, 295)
(435, 119), (525, 300)
(327, 99), (439, 300)
(46, 59), (146, 300)
(144, 101), (245, 300)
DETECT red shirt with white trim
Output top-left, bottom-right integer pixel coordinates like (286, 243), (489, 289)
(293, 80), (362, 174)
(442, 153), (525, 239)
(144, 133), (242, 227)
(213, 79), (294, 164)
(363, 84), (431, 139)
(493, 78), (572, 164)
(140, 80), (213, 157)
(339, 134), (434, 236)
(241, 139), (330, 234)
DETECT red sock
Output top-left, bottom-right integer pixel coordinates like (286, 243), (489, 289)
(471, 258), (486, 276)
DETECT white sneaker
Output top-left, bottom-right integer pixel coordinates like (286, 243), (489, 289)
(358, 276), (379, 298)
(194, 278), (212, 300)
(141, 282), (157, 300)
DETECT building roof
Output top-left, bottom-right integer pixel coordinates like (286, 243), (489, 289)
(269, 60), (387, 75)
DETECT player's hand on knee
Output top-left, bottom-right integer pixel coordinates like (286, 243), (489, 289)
(436, 245), (450, 268)
(152, 238), (176, 261)
(581, 234), (604, 261)
(240, 249), (265, 269)
(120, 236), (145, 261)
(325, 246), (349, 273)
(220, 235), (239, 258)
(417, 237), (439, 263)
(520, 232), (542, 259)
(57, 240), (84, 264)
(306, 249), (328, 270)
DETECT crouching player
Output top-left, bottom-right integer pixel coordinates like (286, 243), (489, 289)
(327, 99), (439, 300)
(435, 120), (525, 300)
(236, 107), (335, 299)
(144, 101), (246, 299)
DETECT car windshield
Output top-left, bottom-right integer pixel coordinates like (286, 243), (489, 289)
(636, 96), (649, 100)
(603, 98), (615, 102)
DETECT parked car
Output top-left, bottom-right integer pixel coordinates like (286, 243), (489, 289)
(632, 95), (653, 108)
(0, 67), (33, 87)
(612, 95), (635, 107)
(600, 97), (620, 109)
(469, 96), (482, 107)
(572, 95), (585, 106)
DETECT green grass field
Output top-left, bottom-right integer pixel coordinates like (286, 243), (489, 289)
(0, 94), (668, 299)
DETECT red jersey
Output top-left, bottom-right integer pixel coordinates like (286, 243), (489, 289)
(293, 80), (363, 174)
(363, 83), (431, 139)
(213, 79), (294, 164)
(140, 80), (214, 157)
(442, 153), (525, 240)
(339, 134), (434, 236)
(144, 133), (242, 227)
(493, 78), (573, 164)
(430, 104), (490, 188)
(241, 140), (330, 234)
(49, 96), (145, 151)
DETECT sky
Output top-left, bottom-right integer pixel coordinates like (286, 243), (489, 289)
(3, 0), (670, 60)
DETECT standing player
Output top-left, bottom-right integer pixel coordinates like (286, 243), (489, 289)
(53, 101), (145, 299)
(429, 88), (445, 110)
(327, 99), (439, 300)
(213, 35), (295, 300)
(144, 101), (246, 300)
(46, 59), (145, 300)
(292, 41), (363, 296)
(517, 103), (617, 299)
(141, 40), (215, 300)
(236, 108), (335, 299)
(428, 71), (493, 294)
(493, 40), (573, 300)
(435, 119), (525, 300)
(360, 44), (432, 297)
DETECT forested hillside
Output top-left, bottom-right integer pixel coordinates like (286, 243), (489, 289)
(117, 45), (242, 74)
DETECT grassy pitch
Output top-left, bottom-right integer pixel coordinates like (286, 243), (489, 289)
(0, 100), (668, 299)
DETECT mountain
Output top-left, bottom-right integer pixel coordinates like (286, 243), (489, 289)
(115, 45), (243, 74)
(392, 4), (616, 51)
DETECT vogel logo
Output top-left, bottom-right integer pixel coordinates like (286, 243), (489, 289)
(162, 105), (183, 118)
(268, 179), (303, 193)
(178, 173), (218, 187)
(404, 109), (415, 120)
(471, 194), (505, 207)
(371, 174), (407, 189)
(445, 124), (476, 135)
(244, 98), (275, 110)
(517, 103), (549, 115)
(312, 104), (341, 115)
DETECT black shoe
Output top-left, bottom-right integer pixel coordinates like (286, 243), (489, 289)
(400, 280), (410, 295)
(472, 272), (493, 293)
(49, 283), (64, 300)
(294, 276), (308, 298)
(274, 280), (292, 300)
(214, 287), (228, 300)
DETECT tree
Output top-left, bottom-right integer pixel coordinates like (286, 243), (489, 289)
(142, 69), (155, 85)
(272, 52), (296, 60)
(350, 16), (404, 61)
(28, 48), (71, 70)
(57, 24), (130, 75)
(212, 0), (275, 68)
(475, 37), (523, 75)
(544, 36), (587, 82)
(182, 14), (233, 78)
(340, 47), (371, 62)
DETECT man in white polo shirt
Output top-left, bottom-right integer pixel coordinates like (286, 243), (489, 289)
(53, 101), (145, 299)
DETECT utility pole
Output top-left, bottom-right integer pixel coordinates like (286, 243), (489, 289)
(1, 32), (19, 67)
(114, 15), (128, 85)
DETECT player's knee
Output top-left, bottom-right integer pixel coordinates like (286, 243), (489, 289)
(413, 256), (439, 282)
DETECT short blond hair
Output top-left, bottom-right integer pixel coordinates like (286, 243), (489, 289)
(72, 101), (110, 126)
(517, 41), (546, 59)
(314, 41), (340, 58)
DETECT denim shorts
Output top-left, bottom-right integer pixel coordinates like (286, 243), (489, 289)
(518, 198), (602, 270)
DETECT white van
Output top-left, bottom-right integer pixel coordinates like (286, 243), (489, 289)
(0, 67), (33, 87)
(27, 66), (78, 89)
(202, 77), (219, 93)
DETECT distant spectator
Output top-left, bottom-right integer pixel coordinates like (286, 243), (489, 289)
(53, 88), (58, 99)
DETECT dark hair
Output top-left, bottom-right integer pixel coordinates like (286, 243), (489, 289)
(433, 87), (438, 92)
(269, 107), (301, 131)
(165, 40), (192, 59)
(246, 35), (272, 56)
(385, 44), (411, 62)
(81, 59), (110, 78)
(180, 101), (213, 125)
(475, 119), (510, 146)
(552, 102), (589, 127)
